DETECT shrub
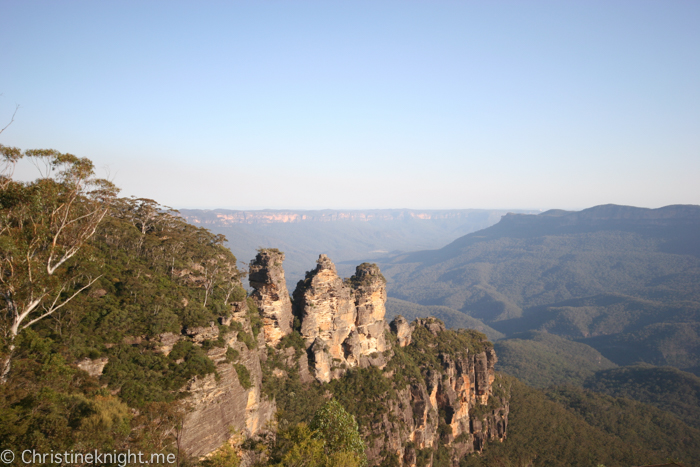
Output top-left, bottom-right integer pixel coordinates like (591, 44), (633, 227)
(233, 364), (252, 389)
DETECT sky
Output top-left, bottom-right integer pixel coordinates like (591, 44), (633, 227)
(1, 1), (699, 210)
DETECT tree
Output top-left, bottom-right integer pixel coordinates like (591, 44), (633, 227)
(0, 147), (118, 382)
(309, 399), (367, 467)
(276, 423), (326, 467)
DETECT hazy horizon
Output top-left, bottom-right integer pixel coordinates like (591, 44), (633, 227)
(2, 1), (698, 210)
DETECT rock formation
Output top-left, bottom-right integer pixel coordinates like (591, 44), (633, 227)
(292, 255), (389, 382)
(76, 357), (109, 377)
(249, 249), (293, 346)
(364, 317), (508, 466)
(179, 299), (275, 458)
(390, 315), (412, 347)
(177, 251), (508, 466)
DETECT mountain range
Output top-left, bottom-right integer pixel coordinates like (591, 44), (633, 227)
(377, 204), (700, 375)
(178, 208), (537, 287)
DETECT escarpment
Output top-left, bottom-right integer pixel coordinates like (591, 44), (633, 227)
(180, 252), (508, 466)
(178, 299), (275, 458)
(292, 255), (389, 382)
(355, 317), (508, 466)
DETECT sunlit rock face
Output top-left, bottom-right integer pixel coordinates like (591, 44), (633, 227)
(293, 255), (389, 382)
(179, 252), (508, 466)
(367, 318), (508, 467)
(390, 315), (413, 347)
(180, 300), (275, 458)
(249, 249), (293, 346)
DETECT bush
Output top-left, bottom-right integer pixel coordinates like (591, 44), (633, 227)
(310, 399), (367, 467)
(233, 364), (252, 389)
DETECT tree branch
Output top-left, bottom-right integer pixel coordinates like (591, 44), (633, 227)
(0, 104), (19, 136)
(22, 276), (102, 329)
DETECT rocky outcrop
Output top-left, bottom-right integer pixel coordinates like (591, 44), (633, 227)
(184, 323), (219, 343)
(348, 263), (389, 366)
(292, 255), (389, 382)
(390, 315), (413, 347)
(179, 252), (508, 466)
(364, 318), (508, 467)
(249, 249), (293, 346)
(77, 357), (109, 377)
(156, 332), (181, 356)
(179, 300), (275, 458)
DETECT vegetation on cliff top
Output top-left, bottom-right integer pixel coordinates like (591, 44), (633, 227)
(1, 148), (246, 460)
(584, 364), (700, 430)
(4, 149), (698, 466)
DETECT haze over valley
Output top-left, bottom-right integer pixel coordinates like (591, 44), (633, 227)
(179, 208), (537, 287)
(3, 1), (700, 466)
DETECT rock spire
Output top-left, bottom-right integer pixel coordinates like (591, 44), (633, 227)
(293, 254), (389, 382)
(249, 248), (293, 346)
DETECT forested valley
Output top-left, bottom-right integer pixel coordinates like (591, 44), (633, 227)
(2, 146), (699, 467)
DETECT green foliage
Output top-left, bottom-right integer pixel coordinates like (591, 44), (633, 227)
(461, 376), (666, 467)
(262, 358), (326, 432)
(102, 340), (216, 407)
(328, 367), (396, 430)
(225, 347), (239, 363)
(274, 423), (326, 467)
(0, 148), (119, 381)
(0, 151), (256, 459)
(494, 331), (617, 387)
(545, 385), (700, 465)
(0, 330), (132, 453)
(310, 400), (367, 467)
(233, 363), (252, 390)
(201, 443), (240, 467)
(470, 373), (510, 421)
(388, 322), (491, 390)
(229, 284), (247, 302)
(584, 364), (700, 429)
(246, 297), (263, 339)
(277, 331), (306, 357)
(228, 320), (256, 350)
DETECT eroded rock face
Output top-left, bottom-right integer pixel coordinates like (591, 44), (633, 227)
(180, 252), (508, 465)
(390, 316), (413, 347)
(156, 332), (181, 356)
(179, 299), (275, 458)
(249, 249), (293, 346)
(293, 255), (389, 382)
(368, 318), (508, 467)
(350, 263), (389, 366)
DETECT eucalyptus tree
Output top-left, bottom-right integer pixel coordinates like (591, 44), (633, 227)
(0, 146), (118, 382)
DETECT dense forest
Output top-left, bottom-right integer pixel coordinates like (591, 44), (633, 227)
(2, 147), (698, 467)
(381, 205), (700, 378)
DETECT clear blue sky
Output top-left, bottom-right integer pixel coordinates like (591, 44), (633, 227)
(2, 1), (698, 210)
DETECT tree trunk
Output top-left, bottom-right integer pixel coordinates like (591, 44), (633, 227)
(0, 344), (14, 384)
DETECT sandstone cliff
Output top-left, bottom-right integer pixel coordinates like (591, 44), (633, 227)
(292, 255), (388, 382)
(370, 317), (508, 466)
(180, 209), (508, 225)
(178, 300), (275, 458)
(175, 252), (508, 466)
(249, 248), (293, 346)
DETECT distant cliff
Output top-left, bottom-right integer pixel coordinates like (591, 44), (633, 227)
(176, 208), (534, 291)
(179, 209), (509, 225)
